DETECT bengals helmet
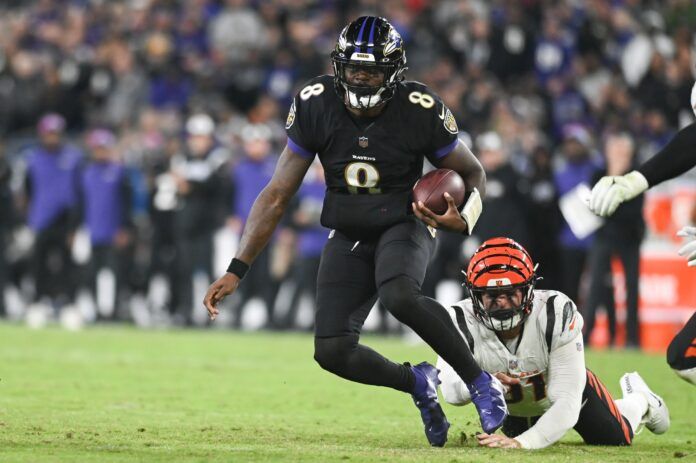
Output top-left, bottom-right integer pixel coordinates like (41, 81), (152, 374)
(464, 237), (539, 332)
(330, 16), (407, 109)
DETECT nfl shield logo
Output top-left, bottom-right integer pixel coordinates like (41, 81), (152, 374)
(509, 359), (518, 370)
(358, 136), (368, 148)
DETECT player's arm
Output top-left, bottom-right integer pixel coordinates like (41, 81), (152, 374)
(512, 297), (586, 449)
(590, 123), (696, 217)
(413, 140), (485, 234)
(434, 140), (486, 198)
(203, 146), (313, 319)
(638, 122), (696, 187)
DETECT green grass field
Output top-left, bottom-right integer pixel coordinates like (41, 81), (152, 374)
(0, 322), (693, 462)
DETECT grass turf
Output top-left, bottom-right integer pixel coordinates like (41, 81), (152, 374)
(0, 322), (693, 462)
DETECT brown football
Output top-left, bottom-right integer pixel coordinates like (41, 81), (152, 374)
(413, 168), (466, 215)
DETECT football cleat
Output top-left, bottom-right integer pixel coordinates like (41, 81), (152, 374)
(620, 372), (670, 434)
(410, 362), (450, 447)
(466, 370), (508, 434)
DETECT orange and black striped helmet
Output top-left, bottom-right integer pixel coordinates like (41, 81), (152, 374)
(464, 237), (538, 332)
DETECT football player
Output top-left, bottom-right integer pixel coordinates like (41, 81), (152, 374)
(203, 16), (506, 446)
(436, 237), (669, 449)
(588, 86), (696, 386)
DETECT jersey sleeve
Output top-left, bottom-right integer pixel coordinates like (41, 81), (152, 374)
(536, 290), (584, 353)
(515, 334), (586, 449)
(424, 90), (459, 164)
(285, 78), (329, 160)
(637, 122), (696, 187)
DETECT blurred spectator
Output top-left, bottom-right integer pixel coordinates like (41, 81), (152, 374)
(4, 50), (47, 134)
(534, 16), (575, 88)
(584, 133), (644, 349)
(144, 111), (180, 319)
(102, 42), (148, 129)
(22, 113), (83, 309)
(0, 145), (13, 316)
(0, 1), (691, 339)
(487, 5), (536, 84)
(637, 109), (675, 164)
(80, 129), (133, 320)
(170, 113), (228, 325)
(229, 122), (279, 328)
(209, 0), (269, 65)
(521, 143), (563, 291)
(471, 131), (530, 248)
(547, 76), (591, 140)
(280, 161), (327, 330)
(553, 123), (602, 303)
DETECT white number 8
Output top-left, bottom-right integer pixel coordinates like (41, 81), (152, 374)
(300, 83), (325, 100)
(408, 91), (435, 109)
(345, 162), (380, 189)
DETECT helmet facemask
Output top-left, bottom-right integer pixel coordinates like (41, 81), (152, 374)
(464, 237), (539, 333)
(468, 281), (536, 332)
(332, 60), (404, 109)
(330, 17), (407, 110)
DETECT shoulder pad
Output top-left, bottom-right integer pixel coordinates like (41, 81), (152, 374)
(400, 79), (428, 90)
(312, 74), (335, 87)
(286, 75), (335, 135)
(398, 81), (457, 136)
(536, 290), (584, 353)
(293, 75), (334, 105)
(398, 80), (441, 100)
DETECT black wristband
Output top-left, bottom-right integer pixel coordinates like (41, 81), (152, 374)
(226, 258), (249, 279)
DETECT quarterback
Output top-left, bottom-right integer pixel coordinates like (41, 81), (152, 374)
(204, 16), (506, 446)
(436, 238), (669, 449)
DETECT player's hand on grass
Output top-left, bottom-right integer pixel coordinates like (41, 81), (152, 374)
(203, 273), (240, 320)
(477, 433), (522, 449)
(412, 193), (468, 233)
(677, 226), (696, 267)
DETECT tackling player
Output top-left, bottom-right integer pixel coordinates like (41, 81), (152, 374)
(203, 16), (507, 446)
(436, 237), (669, 449)
(587, 86), (696, 386)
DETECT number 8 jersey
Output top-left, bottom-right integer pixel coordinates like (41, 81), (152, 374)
(285, 74), (460, 240)
(437, 290), (585, 418)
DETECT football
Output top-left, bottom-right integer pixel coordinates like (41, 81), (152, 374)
(412, 168), (466, 215)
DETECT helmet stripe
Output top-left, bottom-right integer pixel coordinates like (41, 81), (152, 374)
(367, 17), (377, 54)
(472, 242), (533, 271)
(357, 17), (369, 52)
(477, 241), (531, 259)
(471, 251), (534, 275)
(471, 263), (527, 284)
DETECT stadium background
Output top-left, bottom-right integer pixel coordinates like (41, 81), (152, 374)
(2, 0), (695, 347)
(0, 1), (695, 461)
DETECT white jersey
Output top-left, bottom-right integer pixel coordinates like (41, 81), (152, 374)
(437, 289), (587, 449)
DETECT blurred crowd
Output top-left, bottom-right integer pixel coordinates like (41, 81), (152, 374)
(0, 0), (695, 342)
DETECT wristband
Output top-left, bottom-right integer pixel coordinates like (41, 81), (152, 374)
(226, 258), (250, 279)
(459, 187), (483, 235)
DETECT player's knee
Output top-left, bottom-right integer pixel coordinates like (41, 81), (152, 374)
(313, 336), (355, 373)
(378, 277), (419, 321)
